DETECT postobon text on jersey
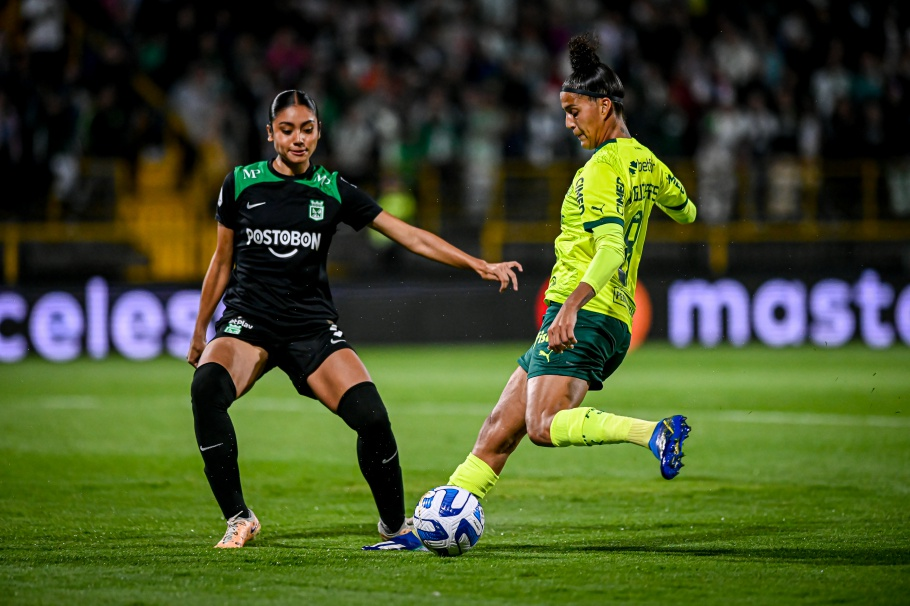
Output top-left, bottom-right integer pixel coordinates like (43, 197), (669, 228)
(244, 228), (322, 249)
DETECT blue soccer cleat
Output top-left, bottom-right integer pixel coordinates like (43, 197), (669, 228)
(649, 415), (691, 480)
(362, 517), (428, 551)
(362, 531), (427, 551)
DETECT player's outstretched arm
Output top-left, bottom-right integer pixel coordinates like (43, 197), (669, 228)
(658, 198), (697, 224)
(656, 162), (697, 224)
(187, 224), (234, 366)
(370, 211), (522, 292)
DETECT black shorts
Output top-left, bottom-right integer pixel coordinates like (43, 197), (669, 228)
(213, 309), (354, 399)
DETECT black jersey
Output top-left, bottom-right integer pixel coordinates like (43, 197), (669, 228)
(215, 159), (382, 326)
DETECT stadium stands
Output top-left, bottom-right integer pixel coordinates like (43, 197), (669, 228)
(1, 0), (908, 283)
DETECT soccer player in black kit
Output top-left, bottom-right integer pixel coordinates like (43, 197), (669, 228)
(187, 90), (522, 549)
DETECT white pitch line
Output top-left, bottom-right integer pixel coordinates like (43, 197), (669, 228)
(39, 396), (100, 409)
(713, 410), (910, 428)
(240, 398), (306, 412)
(40, 396), (101, 410)
(406, 406), (910, 429)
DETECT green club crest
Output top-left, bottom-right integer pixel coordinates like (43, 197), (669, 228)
(309, 199), (325, 221)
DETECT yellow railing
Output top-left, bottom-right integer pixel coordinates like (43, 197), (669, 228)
(0, 6), (226, 286)
(477, 158), (910, 274)
(0, 142), (224, 285)
(3, 157), (909, 285)
(1, 221), (138, 285)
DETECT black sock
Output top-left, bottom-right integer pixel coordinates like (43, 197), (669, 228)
(191, 363), (249, 520)
(336, 382), (404, 532)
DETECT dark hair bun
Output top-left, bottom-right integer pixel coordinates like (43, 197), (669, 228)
(568, 33), (601, 75)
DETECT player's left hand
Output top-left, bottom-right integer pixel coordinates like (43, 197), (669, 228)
(478, 261), (523, 292)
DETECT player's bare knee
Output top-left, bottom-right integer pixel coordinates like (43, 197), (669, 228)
(191, 362), (237, 417)
(525, 419), (553, 447)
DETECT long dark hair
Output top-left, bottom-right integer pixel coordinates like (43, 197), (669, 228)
(268, 89), (320, 125)
(563, 33), (625, 117)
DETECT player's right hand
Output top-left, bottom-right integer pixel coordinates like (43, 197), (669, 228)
(547, 305), (578, 353)
(478, 260), (523, 292)
(186, 334), (206, 367)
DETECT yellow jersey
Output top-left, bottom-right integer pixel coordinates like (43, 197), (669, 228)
(545, 137), (696, 327)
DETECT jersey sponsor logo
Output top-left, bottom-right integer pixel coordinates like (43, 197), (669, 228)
(591, 204), (604, 214)
(225, 316), (253, 334)
(629, 158), (654, 175)
(615, 177), (625, 212)
(666, 173), (686, 197)
(309, 199), (324, 221)
(613, 287), (636, 315)
(314, 172), (331, 186)
(228, 317), (254, 330)
(246, 201), (266, 209)
(244, 228), (322, 258)
(574, 177), (585, 214)
(243, 168), (262, 179)
(537, 348), (553, 363)
(632, 182), (660, 202)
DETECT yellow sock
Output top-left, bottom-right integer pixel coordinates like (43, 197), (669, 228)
(550, 407), (657, 448)
(448, 453), (499, 500)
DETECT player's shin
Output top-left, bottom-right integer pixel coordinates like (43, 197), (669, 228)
(191, 363), (249, 519)
(337, 382), (405, 533)
(549, 407), (656, 447)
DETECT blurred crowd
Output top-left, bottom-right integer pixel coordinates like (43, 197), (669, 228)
(2, 0), (909, 224)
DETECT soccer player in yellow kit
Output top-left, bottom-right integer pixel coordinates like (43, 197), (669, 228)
(370, 32), (697, 551)
(439, 33), (697, 515)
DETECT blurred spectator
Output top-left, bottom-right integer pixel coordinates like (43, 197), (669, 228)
(741, 88), (779, 221)
(711, 16), (760, 88)
(264, 27), (310, 90)
(86, 84), (134, 182)
(1, 0), (909, 226)
(883, 62), (910, 218)
(853, 51), (885, 103)
(167, 63), (226, 186)
(41, 87), (81, 215)
(20, 0), (66, 86)
(330, 100), (378, 188)
(812, 40), (852, 120)
(368, 172), (417, 274)
(695, 90), (744, 224)
(0, 90), (23, 219)
(767, 87), (802, 221)
(525, 87), (574, 166)
(411, 88), (462, 168)
(462, 85), (505, 223)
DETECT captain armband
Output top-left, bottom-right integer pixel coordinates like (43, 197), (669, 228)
(664, 198), (696, 223)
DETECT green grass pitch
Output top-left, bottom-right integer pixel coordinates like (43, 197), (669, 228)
(1, 343), (908, 605)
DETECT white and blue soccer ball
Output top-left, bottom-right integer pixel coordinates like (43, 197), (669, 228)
(413, 485), (485, 556)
